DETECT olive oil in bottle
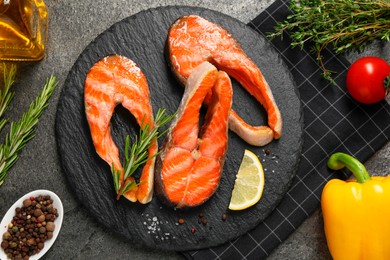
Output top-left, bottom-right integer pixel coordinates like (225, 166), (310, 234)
(0, 0), (48, 61)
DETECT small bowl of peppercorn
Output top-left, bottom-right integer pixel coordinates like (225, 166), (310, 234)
(0, 190), (64, 260)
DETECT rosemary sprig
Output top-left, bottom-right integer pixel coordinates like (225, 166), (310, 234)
(268, 0), (390, 82)
(0, 64), (17, 132)
(0, 74), (58, 186)
(113, 108), (175, 197)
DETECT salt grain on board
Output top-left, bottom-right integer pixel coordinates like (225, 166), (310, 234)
(142, 213), (174, 241)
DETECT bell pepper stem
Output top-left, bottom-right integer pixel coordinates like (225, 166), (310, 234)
(327, 152), (371, 184)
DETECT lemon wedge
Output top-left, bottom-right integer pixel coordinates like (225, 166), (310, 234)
(228, 149), (265, 210)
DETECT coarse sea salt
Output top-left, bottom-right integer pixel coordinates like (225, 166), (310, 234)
(142, 214), (174, 241)
(260, 148), (279, 175)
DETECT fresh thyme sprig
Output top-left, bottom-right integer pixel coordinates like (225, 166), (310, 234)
(113, 108), (176, 197)
(268, 0), (390, 82)
(0, 73), (58, 186)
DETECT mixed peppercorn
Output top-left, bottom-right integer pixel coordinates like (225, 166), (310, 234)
(1, 195), (58, 260)
(176, 211), (229, 235)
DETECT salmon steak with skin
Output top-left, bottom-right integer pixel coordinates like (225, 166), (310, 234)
(166, 15), (282, 146)
(84, 54), (157, 204)
(155, 61), (233, 208)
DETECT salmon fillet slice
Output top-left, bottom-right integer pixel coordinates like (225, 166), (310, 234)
(166, 15), (282, 146)
(84, 55), (157, 204)
(155, 61), (232, 208)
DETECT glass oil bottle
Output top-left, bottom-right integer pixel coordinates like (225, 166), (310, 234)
(0, 0), (48, 61)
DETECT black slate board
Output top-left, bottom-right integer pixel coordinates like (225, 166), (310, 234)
(55, 6), (303, 251)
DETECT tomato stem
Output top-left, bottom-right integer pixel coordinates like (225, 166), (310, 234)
(385, 75), (390, 96)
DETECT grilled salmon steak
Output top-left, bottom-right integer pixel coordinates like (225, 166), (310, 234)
(155, 61), (232, 208)
(84, 55), (157, 204)
(166, 15), (282, 146)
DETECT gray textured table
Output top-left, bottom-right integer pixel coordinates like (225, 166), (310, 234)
(0, 1), (388, 259)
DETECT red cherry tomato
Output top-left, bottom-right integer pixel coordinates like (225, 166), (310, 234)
(346, 56), (390, 104)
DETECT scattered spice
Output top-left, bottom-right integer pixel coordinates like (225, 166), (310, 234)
(178, 218), (185, 225)
(191, 228), (196, 234)
(197, 212), (208, 226)
(1, 195), (58, 260)
(221, 213), (228, 221)
(265, 149), (271, 155)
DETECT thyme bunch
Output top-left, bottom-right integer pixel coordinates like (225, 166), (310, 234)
(113, 108), (175, 198)
(268, 0), (390, 81)
(0, 64), (57, 186)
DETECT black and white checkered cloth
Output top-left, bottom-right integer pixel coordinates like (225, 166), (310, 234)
(183, 0), (390, 259)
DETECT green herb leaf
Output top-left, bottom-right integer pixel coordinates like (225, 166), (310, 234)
(0, 73), (57, 186)
(112, 164), (121, 192)
(120, 179), (137, 195)
(115, 108), (176, 198)
(268, 0), (390, 82)
(0, 63), (17, 132)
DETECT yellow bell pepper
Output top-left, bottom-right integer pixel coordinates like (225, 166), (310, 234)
(321, 152), (390, 260)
